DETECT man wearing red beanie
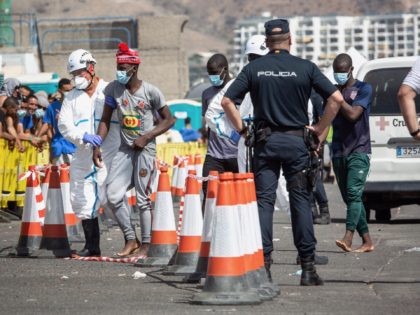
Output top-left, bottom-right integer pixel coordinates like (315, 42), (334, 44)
(94, 43), (175, 257)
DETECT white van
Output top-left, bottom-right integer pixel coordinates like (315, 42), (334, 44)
(356, 56), (420, 221)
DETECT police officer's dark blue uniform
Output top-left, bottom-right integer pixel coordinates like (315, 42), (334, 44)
(221, 19), (343, 286)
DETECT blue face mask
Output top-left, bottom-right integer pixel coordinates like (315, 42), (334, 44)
(208, 69), (225, 87)
(116, 69), (133, 85)
(17, 109), (27, 118)
(334, 72), (349, 86)
(34, 108), (45, 119)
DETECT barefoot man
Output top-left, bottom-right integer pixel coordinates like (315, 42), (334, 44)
(331, 53), (374, 253)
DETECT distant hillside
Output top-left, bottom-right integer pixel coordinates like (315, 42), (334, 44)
(16, 0), (420, 55)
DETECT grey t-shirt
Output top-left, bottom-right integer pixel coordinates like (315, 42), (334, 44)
(104, 80), (166, 154)
(202, 85), (238, 159)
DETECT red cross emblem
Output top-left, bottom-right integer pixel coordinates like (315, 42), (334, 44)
(375, 116), (389, 131)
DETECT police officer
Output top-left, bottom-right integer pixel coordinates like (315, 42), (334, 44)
(221, 19), (344, 286)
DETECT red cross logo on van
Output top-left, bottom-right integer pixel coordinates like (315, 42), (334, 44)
(375, 116), (389, 131)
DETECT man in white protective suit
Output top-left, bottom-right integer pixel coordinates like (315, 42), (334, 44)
(58, 49), (119, 257)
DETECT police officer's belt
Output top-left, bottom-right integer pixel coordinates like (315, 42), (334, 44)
(270, 126), (304, 137)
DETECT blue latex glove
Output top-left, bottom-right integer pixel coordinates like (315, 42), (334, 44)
(82, 132), (102, 147)
(229, 130), (241, 144)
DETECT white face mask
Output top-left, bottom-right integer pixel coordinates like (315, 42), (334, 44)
(74, 76), (90, 90)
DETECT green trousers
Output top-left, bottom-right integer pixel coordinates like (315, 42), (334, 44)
(332, 153), (370, 236)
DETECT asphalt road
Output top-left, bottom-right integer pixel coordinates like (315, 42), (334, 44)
(1, 182), (420, 315)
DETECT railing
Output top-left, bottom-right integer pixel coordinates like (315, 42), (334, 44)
(41, 27), (132, 53)
(0, 13), (37, 47)
(37, 16), (138, 53)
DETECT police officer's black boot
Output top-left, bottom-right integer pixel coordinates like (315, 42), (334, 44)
(314, 203), (330, 225)
(264, 254), (273, 283)
(75, 219), (101, 257)
(300, 255), (324, 286)
(296, 253), (329, 265)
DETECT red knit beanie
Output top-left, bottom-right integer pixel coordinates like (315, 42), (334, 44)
(116, 42), (141, 65)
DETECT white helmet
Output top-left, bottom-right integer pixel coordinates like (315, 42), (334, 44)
(244, 35), (269, 56)
(67, 49), (97, 73)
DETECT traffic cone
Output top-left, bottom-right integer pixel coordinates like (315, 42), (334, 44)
(149, 161), (160, 202)
(194, 154), (203, 178)
(16, 166), (43, 256)
(40, 165), (50, 202)
(192, 172), (261, 305)
(246, 172), (280, 295)
(163, 169), (203, 275)
(60, 164), (84, 243)
(174, 158), (187, 197)
(235, 173), (274, 300)
(135, 166), (178, 267)
(186, 154), (195, 172)
(125, 188), (135, 208)
(185, 170), (218, 283)
(170, 155), (180, 195)
(40, 165), (71, 258)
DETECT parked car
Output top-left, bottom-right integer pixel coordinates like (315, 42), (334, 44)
(356, 56), (420, 221)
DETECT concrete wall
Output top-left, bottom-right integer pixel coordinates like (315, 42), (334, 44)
(4, 15), (189, 100)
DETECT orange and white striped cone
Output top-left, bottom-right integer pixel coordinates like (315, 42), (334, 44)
(192, 172), (261, 305)
(126, 187), (136, 208)
(149, 161), (160, 202)
(186, 154), (195, 172)
(185, 170), (218, 283)
(60, 164), (84, 243)
(163, 169), (203, 276)
(235, 173), (274, 300)
(174, 158), (187, 197)
(170, 155), (180, 196)
(40, 165), (50, 202)
(194, 154), (203, 178)
(246, 172), (280, 295)
(135, 166), (178, 267)
(16, 166), (43, 256)
(39, 165), (71, 258)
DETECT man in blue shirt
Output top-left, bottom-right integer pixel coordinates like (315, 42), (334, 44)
(332, 53), (374, 253)
(180, 116), (201, 142)
(41, 78), (76, 164)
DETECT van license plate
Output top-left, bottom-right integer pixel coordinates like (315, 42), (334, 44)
(396, 146), (420, 158)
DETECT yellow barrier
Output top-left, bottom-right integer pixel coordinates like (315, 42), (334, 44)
(0, 138), (50, 210)
(0, 138), (207, 210)
(157, 141), (207, 164)
(156, 141), (207, 176)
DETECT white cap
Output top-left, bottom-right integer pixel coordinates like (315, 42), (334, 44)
(244, 35), (269, 56)
(67, 49), (96, 73)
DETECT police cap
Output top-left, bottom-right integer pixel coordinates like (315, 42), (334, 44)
(264, 19), (290, 36)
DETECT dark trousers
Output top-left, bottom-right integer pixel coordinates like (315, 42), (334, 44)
(311, 168), (328, 206)
(202, 154), (238, 210)
(253, 132), (316, 259)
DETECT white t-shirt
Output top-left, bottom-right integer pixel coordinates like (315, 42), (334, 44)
(403, 57), (420, 94)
